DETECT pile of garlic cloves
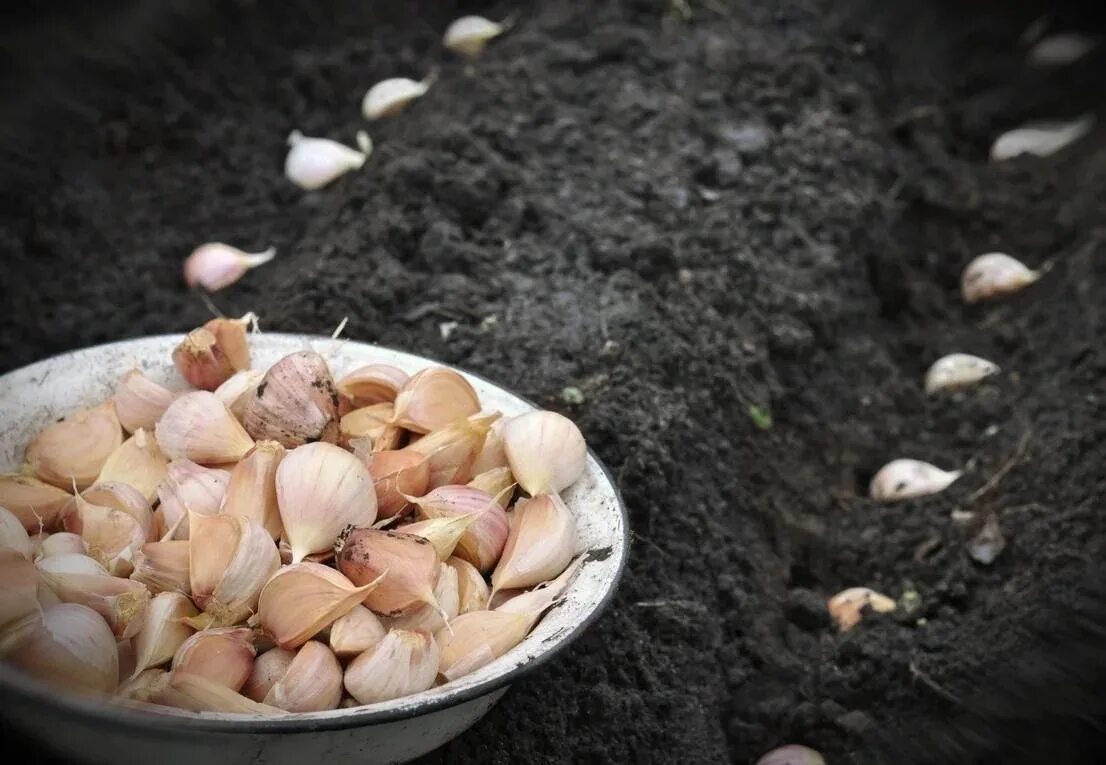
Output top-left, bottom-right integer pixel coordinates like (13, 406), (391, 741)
(0, 323), (589, 715)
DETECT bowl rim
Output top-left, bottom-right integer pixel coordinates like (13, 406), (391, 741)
(0, 333), (631, 732)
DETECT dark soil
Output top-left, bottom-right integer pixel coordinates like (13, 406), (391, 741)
(3, 1), (1106, 763)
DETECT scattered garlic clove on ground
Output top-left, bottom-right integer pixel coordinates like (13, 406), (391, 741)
(328, 604), (387, 660)
(0, 474), (73, 533)
(26, 401), (122, 491)
(222, 441), (286, 540)
(243, 351), (341, 448)
(869, 459), (961, 501)
(448, 556), (490, 614)
(924, 353), (1000, 395)
(156, 391), (256, 464)
(990, 115), (1094, 161)
(502, 410), (587, 496)
(491, 493), (576, 596)
(131, 592), (198, 677)
(157, 459), (231, 540)
(336, 528), (443, 618)
(258, 562), (383, 649)
(391, 367), (481, 434)
(343, 629), (439, 705)
(129, 540), (191, 595)
(183, 243), (276, 292)
(362, 74), (435, 120)
(0, 507), (33, 560)
(171, 627), (256, 692)
(443, 15), (509, 58)
(1027, 33), (1098, 66)
(262, 640), (343, 712)
(284, 130), (372, 191)
(242, 647), (296, 702)
(96, 429), (168, 505)
(114, 370), (175, 433)
(827, 587), (897, 632)
(188, 513), (279, 628)
(337, 364), (408, 408)
(8, 603), (118, 694)
(756, 745), (826, 765)
(961, 252), (1041, 303)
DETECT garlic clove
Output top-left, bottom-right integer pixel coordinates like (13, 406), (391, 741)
(173, 322), (250, 392)
(990, 115), (1094, 161)
(257, 562), (383, 649)
(328, 604), (387, 660)
(214, 369), (266, 421)
(362, 75), (434, 121)
(337, 364), (408, 408)
(470, 418), (508, 475)
(756, 745), (826, 765)
(157, 459), (231, 541)
(204, 316), (252, 372)
(0, 474), (72, 532)
(156, 391), (255, 464)
(129, 540), (191, 595)
(409, 485), (508, 573)
(406, 413), (497, 489)
(114, 370), (175, 433)
(130, 592), (198, 676)
(448, 556), (490, 614)
(368, 449), (431, 519)
(188, 513), (280, 628)
(386, 561), (460, 634)
(827, 587), (897, 631)
(285, 130), (372, 191)
(35, 552), (150, 639)
(343, 629), (439, 705)
(26, 402), (123, 491)
(491, 493), (576, 596)
(435, 609), (536, 681)
(0, 549), (41, 642)
(400, 514), (478, 561)
(0, 506), (34, 560)
(337, 528), (443, 618)
(243, 351), (341, 448)
(171, 627), (256, 691)
(151, 672), (287, 715)
(7, 603), (118, 694)
(443, 15), (508, 58)
(494, 555), (583, 615)
(183, 243), (276, 292)
(117, 667), (168, 702)
(276, 442), (377, 563)
(869, 459), (961, 501)
(38, 531), (87, 558)
(467, 467), (515, 509)
(97, 428), (168, 505)
(223, 441), (286, 540)
(961, 253), (1042, 304)
(1027, 33), (1098, 67)
(81, 482), (156, 543)
(502, 410), (587, 496)
(340, 403), (394, 447)
(62, 493), (146, 577)
(924, 353), (1000, 395)
(391, 367), (481, 435)
(263, 640), (343, 712)
(242, 646), (296, 702)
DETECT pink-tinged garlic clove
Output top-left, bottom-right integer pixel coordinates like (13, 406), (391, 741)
(336, 528), (442, 618)
(183, 243), (275, 292)
(114, 370), (175, 433)
(243, 351), (341, 448)
(156, 392), (255, 465)
(337, 364), (408, 408)
(869, 459), (961, 502)
(26, 402), (122, 491)
(502, 410), (587, 496)
(343, 629), (439, 704)
(391, 367), (481, 435)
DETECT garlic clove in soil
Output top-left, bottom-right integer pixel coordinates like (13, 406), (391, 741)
(214, 369), (266, 421)
(258, 562), (384, 649)
(491, 493), (576, 596)
(755, 745), (826, 765)
(150, 672), (287, 715)
(827, 587), (897, 632)
(405, 413), (497, 489)
(284, 130), (372, 191)
(184, 243), (276, 292)
(385, 561), (460, 634)
(467, 466), (515, 509)
(7, 603), (118, 694)
(222, 441), (285, 540)
(35, 552), (151, 639)
(328, 604), (387, 659)
(114, 369), (175, 433)
(869, 459), (962, 502)
(157, 459), (232, 540)
(435, 609), (540, 681)
(343, 629), (439, 705)
(337, 364), (408, 408)
(96, 428), (168, 505)
(923, 353), (1000, 395)
(443, 15), (509, 58)
(400, 514), (478, 561)
(243, 351), (341, 448)
(391, 368), (481, 435)
(448, 556), (490, 614)
(156, 391), (255, 465)
(38, 531), (87, 558)
(502, 410), (587, 496)
(131, 592), (198, 677)
(26, 402), (123, 491)
(242, 647), (296, 702)
(129, 540), (190, 595)
(494, 555), (584, 615)
(368, 449), (431, 519)
(276, 442), (377, 563)
(990, 115), (1094, 161)
(261, 640), (343, 712)
(188, 513), (280, 628)
(961, 253), (1042, 304)
(408, 485), (508, 573)
(1027, 33), (1098, 66)
(336, 528), (443, 618)
(0, 474), (72, 532)
(81, 482), (156, 543)
(0, 507), (33, 560)
(362, 75), (435, 120)
(171, 627), (256, 692)
(62, 493), (146, 577)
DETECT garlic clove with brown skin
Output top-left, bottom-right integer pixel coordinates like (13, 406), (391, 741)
(257, 562), (384, 649)
(340, 403), (395, 447)
(328, 604), (387, 660)
(222, 441), (285, 540)
(494, 555), (584, 615)
(173, 328), (239, 392)
(343, 629), (439, 705)
(409, 485), (508, 573)
(336, 528), (444, 618)
(386, 561), (460, 634)
(114, 370), (175, 433)
(337, 364), (408, 409)
(391, 367), (481, 434)
(827, 587), (897, 632)
(214, 369), (266, 421)
(35, 553), (150, 639)
(38, 531), (87, 558)
(157, 459), (231, 541)
(150, 672), (287, 715)
(435, 609), (538, 682)
(81, 482), (156, 543)
(0, 506), (34, 560)
(443, 15), (509, 58)
(7, 603), (118, 694)
(131, 592), (198, 677)
(188, 513), (280, 628)
(924, 353), (1000, 395)
(961, 253), (1042, 303)
(368, 449), (430, 519)
(285, 130), (372, 191)
(470, 418), (508, 475)
(171, 627), (257, 692)
(0, 474), (72, 533)
(62, 493), (146, 577)
(491, 493), (577, 596)
(183, 243), (276, 292)
(869, 459), (962, 501)
(276, 442), (377, 563)
(26, 402), (123, 491)
(467, 467), (515, 509)
(405, 413), (497, 489)
(448, 556), (490, 614)
(129, 540), (190, 595)
(0, 549), (41, 643)
(96, 428), (168, 505)
(156, 391), (255, 464)
(400, 514), (478, 561)
(362, 75), (435, 120)
(242, 647), (296, 702)
(262, 640), (343, 712)
(502, 410), (587, 496)
(243, 351), (341, 448)
(203, 316), (252, 372)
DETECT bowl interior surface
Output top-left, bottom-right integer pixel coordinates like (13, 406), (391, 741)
(0, 333), (628, 730)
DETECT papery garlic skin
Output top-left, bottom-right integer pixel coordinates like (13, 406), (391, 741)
(130, 540), (191, 595)
(223, 441), (285, 540)
(114, 370), (175, 433)
(97, 429), (168, 505)
(391, 367), (481, 434)
(435, 610), (534, 681)
(157, 459), (231, 540)
(961, 253), (1041, 304)
(0, 474), (72, 533)
(337, 364), (408, 408)
(285, 130), (372, 191)
(443, 15), (507, 57)
(131, 592), (198, 676)
(0, 507), (33, 560)
(401, 515), (478, 561)
(263, 640), (343, 712)
(406, 413), (497, 489)
(503, 410), (587, 496)
(172, 627), (256, 692)
(869, 459), (961, 502)
(448, 556), (490, 614)
(386, 562), (459, 634)
(924, 353), (1000, 395)
(184, 243), (276, 292)
(470, 418), (508, 475)
(344, 630), (439, 705)
(8, 603), (118, 694)
(990, 115), (1094, 162)
(156, 391), (255, 464)
(258, 562), (383, 649)
(336, 528), (442, 617)
(756, 745), (826, 765)
(173, 328), (242, 391)
(26, 402), (122, 491)
(491, 493), (576, 595)
(328, 604), (387, 659)
(827, 587), (897, 632)
(189, 513), (280, 627)
(362, 77), (433, 121)
(244, 351), (341, 448)
(242, 647), (296, 702)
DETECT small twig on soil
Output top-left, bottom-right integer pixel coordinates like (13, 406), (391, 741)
(631, 530), (671, 559)
(890, 104), (940, 129)
(197, 291), (226, 319)
(634, 599), (708, 611)
(964, 429), (1032, 505)
(909, 657), (963, 707)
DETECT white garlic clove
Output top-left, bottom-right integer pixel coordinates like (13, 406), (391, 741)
(242, 646), (296, 702)
(362, 75), (434, 121)
(336, 528), (442, 618)
(38, 531), (87, 558)
(869, 459), (961, 501)
(494, 555), (584, 615)
(81, 482), (156, 543)
(405, 413), (498, 489)
(171, 627), (256, 692)
(443, 15), (508, 58)
(8, 603), (118, 694)
(961, 252), (1041, 304)
(35, 553), (150, 639)
(62, 494), (146, 577)
(114, 370), (175, 433)
(0, 507), (33, 560)
(1027, 33), (1098, 66)
(157, 459), (231, 541)
(385, 561), (460, 634)
(491, 493), (576, 596)
(258, 562), (383, 649)
(448, 556), (490, 614)
(435, 609), (536, 681)
(129, 540), (190, 595)
(756, 745), (826, 765)
(0, 474), (72, 533)
(408, 485), (508, 573)
(96, 428), (168, 505)
(924, 353), (1000, 395)
(188, 513), (280, 628)
(131, 592), (198, 676)
(990, 115), (1094, 161)
(391, 367), (481, 435)
(26, 402), (123, 491)
(156, 391), (256, 464)
(263, 640), (343, 712)
(328, 604), (387, 659)
(337, 364), (408, 408)
(214, 369), (266, 421)
(502, 410), (587, 496)
(150, 672), (286, 715)
(827, 587), (897, 632)
(223, 441), (285, 540)
(184, 243), (276, 292)
(285, 130), (372, 191)
(243, 351), (341, 448)
(343, 629), (439, 705)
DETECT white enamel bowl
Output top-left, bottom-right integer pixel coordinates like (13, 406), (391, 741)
(0, 334), (629, 765)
